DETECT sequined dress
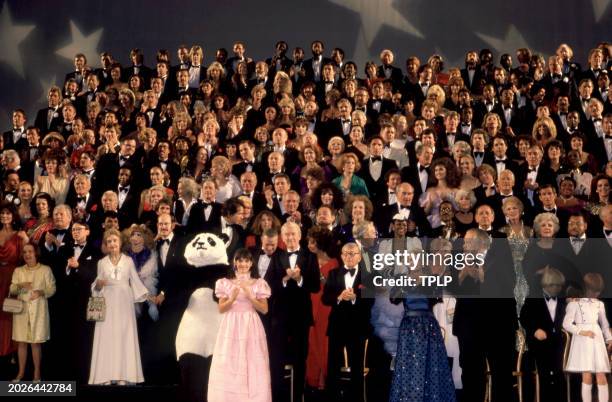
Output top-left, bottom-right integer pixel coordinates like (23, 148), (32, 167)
(389, 297), (456, 402)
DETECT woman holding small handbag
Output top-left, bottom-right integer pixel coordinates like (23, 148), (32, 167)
(9, 244), (55, 382)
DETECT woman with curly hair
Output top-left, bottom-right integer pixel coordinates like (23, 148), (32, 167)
(420, 157), (461, 229)
(587, 175), (611, 217)
(24, 193), (55, 243)
(245, 210), (284, 250)
(33, 149), (70, 204)
(532, 117), (557, 148)
(309, 182), (345, 226)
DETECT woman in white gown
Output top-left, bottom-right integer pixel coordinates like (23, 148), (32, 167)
(89, 229), (149, 385)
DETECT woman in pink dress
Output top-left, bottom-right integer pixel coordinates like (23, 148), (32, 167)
(208, 248), (272, 402)
(305, 227), (339, 390)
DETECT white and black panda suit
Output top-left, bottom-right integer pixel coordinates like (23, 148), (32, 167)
(175, 232), (230, 402)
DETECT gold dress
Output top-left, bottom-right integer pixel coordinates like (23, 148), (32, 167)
(9, 264), (56, 343)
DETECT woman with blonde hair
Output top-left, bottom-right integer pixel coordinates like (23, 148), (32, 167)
(210, 155), (241, 203)
(426, 84), (446, 111)
(531, 117), (557, 148)
(273, 71), (293, 97)
(33, 149), (70, 205)
(89, 229), (149, 385)
(444, 76), (465, 111)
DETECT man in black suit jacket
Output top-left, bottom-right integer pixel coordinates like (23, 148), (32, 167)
(453, 228), (517, 402)
(3, 109), (28, 151)
(359, 136), (397, 202)
(529, 184), (570, 235)
(322, 243), (372, 402)
(516, 145), (557, 209)
(57, 221), (103, 383)
(123, 48), (153, 89)
(493, 87), (523, 136)
(437, 111), (470, 154)
(520, 268), (567, 402)
(303, 40), (331, 83)
(269, 222), (320, 402)
(186, 179), (223, 235)
(401, 143), (434, 201)
(38, 204), (74, 380)
(146, 140), (181, 191)
(232, 140), (263, 180)
(65, 174), (98, 227)
(375, 182), (431, 237)
(34, 87), (63, 134)
(265, 41), (293, 75)
(460, 51), (485, 95)
(239, 171), (267, 216)
(151, 213), (188, 384)
(377, 49), (404, 91)
(95, 135), (143, 192)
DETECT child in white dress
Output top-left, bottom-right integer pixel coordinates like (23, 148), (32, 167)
(563, 273), (612, 402)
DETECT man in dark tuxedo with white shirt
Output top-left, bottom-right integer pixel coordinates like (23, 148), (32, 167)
(57, 221), (103, 382)
(437, 111), (470, 154)
(303, 40), (331, 84)
(461, 51), (485, 95)
(269, 222), (320, 402)
(375, 182), (431, 237)
(187, 178), (223, 234)
(34, 86), (62, 134)
(3, 109), (28, 151)
(359, 136), (397, 201)
(96, 135), (143, 192)
(232, 140), (263, 180)
(322, 242), (372, 402)
(239, 171), (267, 216)
(516, 145), (557, 209)
(401, 143), (433, 201)
(151, 213), (188, 384)
(377, 49), (403, 91)
(65, 174), (98, 227)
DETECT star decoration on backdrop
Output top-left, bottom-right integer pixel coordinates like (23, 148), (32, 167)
(38, 75), (57, 104)
(55, 20), (103, 65)
(592, 0), (611, 21)
(476, 25), (546, 58)
(329, 0), (423, 49)
(0, 3), (35, 78)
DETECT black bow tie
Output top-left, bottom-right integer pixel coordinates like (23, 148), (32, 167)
(593, 118), (602, 122)
(287, 250), (299, 257)
(420, 82), (429, 87)
(581, 98), (590, 103)
(504, 106), (512, 111)
(341, 267), (357, 277)
(419, 165), (429, 172)
(157, 238), (170, 246)
(325, 81), (334, 84)
(119, 186), (129, 193)
(528, 167), (537, 172)
(544, 208), (557, 214)
(371, 156), (382, 162)
(202, 201), (213, 208)
(399, 205), (411, 210)
(461, 123), (470, 127)
(495, 158), (506, 163)
(552, 74), (562, 79)
(544, 295), (557, 302)
(571, 237), (585, 243)
(356, 107), (366, 112)
(55, 229), (68, 236)
(74, 244), (85, 250)
(77, 196), (87, 203)
(474, 152), (484, 157)
(605, 229), (612, 236)
(120, 155), (130, 162)
(559, 112), (568, 116)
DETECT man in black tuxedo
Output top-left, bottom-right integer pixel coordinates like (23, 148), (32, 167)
(403, 64), (433, 113)
(123, 48), (153, 89)
(172, 69), (197, 102)
(377, 49), (403, 91)
(303, 40), (331, 83)
(359, 136), (397, 202)
(322, 98), (352, 144)
(248, 61), (273, 94)
(187, 179), (223, 234)
(279, 191), (312, 239)
(368, 81), (394, 116)
(116, 167), (139, 228)
(461, 51), (485, 95)
(146, 140), (181, 191)
(322, 243), (372, 402)
(484, 136), (518, 181)
(96, 135), (143, 192)
(520, 268), (567, 402)
(437, 111), (470, 154)
(63, 53), (89, 91)
(401, 143), (433, 201)
(493, 87), (522, 136)
(262, 128), (299, 173)
(239, 171), (267, 216)
(65, 174), (98, 227)
(516, 145), (557, 209)
(373, 169), (401, 209)
(57, 221), (103, 382)
(34, 86), (62, 134)
(39, 204), (74, 380)
(3, 109), (28, 151)
(375, 182), (431, 237)
(314, 63), (340, 107)
(232, 140), (263, 180)
(269, 222), (320, 402)
(453, 228), (517, 402)
(151, 213), (188, 384)
(2, 149), (34, 184)
(266, 40), (292, 75)
(530, 184), (570, 235)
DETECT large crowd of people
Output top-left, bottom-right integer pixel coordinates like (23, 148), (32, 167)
(0, 38), (611, 402)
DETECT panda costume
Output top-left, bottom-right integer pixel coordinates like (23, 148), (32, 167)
(176, 232), (230, 402)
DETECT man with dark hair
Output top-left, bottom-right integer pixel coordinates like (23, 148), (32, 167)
(303, 40), (331, 83)
(3, 109), (28, 151)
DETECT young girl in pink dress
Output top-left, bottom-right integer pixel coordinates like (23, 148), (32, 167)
(208, 248), (272, 402)
(563, 273), (612, 402)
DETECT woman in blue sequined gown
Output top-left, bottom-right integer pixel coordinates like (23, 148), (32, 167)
(389, 296), (457, 402)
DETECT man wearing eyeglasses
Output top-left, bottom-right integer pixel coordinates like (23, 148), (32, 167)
(322, 242), (373, 402)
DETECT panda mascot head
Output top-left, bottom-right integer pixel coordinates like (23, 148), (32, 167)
(176, 232), (230, 360)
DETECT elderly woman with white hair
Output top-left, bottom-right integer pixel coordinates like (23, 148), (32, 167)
(210, 156), (241, 204)
(522, 212), (581, 298)
(174, 177), (199, 226)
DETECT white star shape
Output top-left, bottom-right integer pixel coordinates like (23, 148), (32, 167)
(0, 3), (35, 78)
(476, 25), (546, 58)
(38, 75), (58, 104)
(351, 27), (373, 66)
(55, 20), (103, 66)
(329, 0), (423, 48)
(592, 0), (611, 21)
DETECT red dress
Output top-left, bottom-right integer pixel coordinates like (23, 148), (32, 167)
(0, 233), (24, 355)
(306, 258), (339, 389)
